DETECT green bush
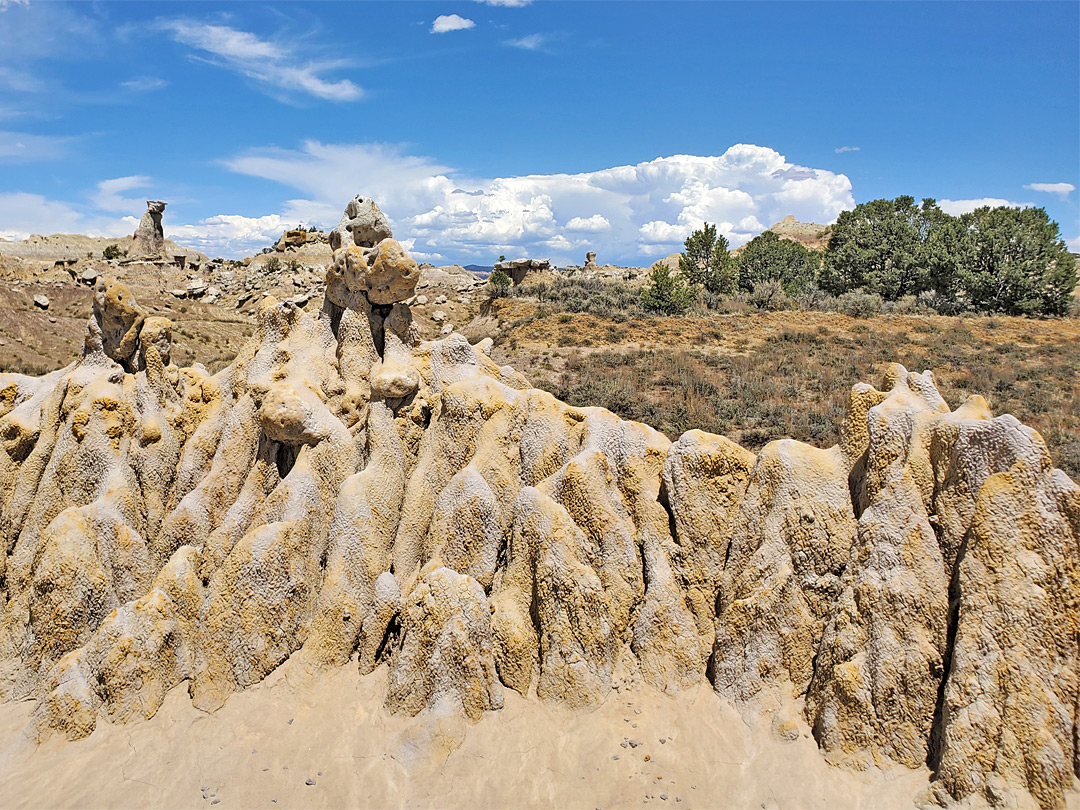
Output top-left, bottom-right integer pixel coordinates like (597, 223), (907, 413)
(102, 244), (125, 260)
(641, 263), (695, 315)
(264, 256), (282, 273)
(488, 268), (511, 298)
(679, 223), (738, 295)
(737, 231), (820, 294)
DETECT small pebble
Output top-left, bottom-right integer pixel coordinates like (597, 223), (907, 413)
(660, 738), (666, 744)
(211, 802), (220, 806)
(635, 708), (642, 714)
(306, 779), (316, 786)
(632, 723), (638, 728)
(288, 718), (294, 725)
(621, 741), (628, 748)
(252, 749), (257, 754)
(677, 799), (682, 803)
(318, 772), (322, 776)
(644, 754), (651, 762)
(612, 755), (620, 761)
(629, 740), (640, 748)
(661, 796), (668, 801)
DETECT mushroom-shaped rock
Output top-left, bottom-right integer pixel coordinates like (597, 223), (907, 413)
(257, 382), (336, 446)
(329, 195), (392, 251)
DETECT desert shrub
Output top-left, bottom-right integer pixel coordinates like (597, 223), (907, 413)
(285, 259), (302, 273)
(795, 285), (835, 312)
(917, 289), (965, 316)
(835, 289), (884, 318)
(517, 276), (644, 318)
(747, 280), (792, 311)
(488, 269), (511, 298)
(883, 295), (932, 315)
(264, 257), (282, 273)
(641, 263), (695, 315)
(102, 244), (125, 260)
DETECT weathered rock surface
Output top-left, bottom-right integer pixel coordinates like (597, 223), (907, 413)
(132, 200), (166, 258)
(1, 197), (1077, 810)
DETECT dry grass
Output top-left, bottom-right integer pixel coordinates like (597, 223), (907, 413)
(494, 305), (1080, 481)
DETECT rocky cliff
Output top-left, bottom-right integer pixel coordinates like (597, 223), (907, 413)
(0, 197), (1076, 809)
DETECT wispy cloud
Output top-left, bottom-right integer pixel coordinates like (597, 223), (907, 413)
(158, 19), (362, 102)
(92, 176), (154, 213)
(834, 145), (860, 154)
(1023, 182), (1075, 199)
(477, 0), (532, 6)
(0, 0), (29, 11)
(0, 130), (70, 162)
(505, 33), (550, 51)
(432, 14), (475, 33)
(121, 76), (168, 92)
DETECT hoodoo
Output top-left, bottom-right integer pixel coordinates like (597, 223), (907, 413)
(0, 197), (1076, 809)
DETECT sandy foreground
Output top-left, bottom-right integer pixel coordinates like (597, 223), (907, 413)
(0, 657), (1073, 810)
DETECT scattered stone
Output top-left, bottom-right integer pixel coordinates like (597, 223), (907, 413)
(305, 779), (315, 786)
(33, 294), (49, 309)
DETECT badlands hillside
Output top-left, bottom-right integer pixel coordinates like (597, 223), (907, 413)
(0, 197), (1078, 810)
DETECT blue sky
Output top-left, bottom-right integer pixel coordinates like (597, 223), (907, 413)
(1, 0), (1077, 263)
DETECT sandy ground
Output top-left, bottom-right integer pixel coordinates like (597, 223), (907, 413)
(0, 655), (963, 810)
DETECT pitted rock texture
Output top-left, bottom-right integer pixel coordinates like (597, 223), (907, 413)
(1, 197), (1078, 810)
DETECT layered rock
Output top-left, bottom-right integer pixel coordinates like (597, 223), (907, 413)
(0, 197), (1077, 810)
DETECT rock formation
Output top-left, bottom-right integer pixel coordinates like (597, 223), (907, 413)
(132, 200), (166, 257)
(492, 257), (551, 284)
(0, 197), (1077, 810)
(585, 251), (597, 270)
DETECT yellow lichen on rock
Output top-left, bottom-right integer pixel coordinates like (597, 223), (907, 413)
(1, 196), (1077, 810)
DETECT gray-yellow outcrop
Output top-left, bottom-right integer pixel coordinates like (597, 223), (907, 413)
(0, 198), (1076, 809)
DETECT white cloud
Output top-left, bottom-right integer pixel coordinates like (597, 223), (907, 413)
(477, 0), (532, 5)
(0, 130), (69, 162)
(565, 214), (611, 233)
(121, 76), (168, 92)
(0, 144), (857, 262)
(1023, 182), (1075, 199)
(220, 141), (854, 264)
(431, 14), (475, 33)
(938, 198), (1027, 216)
(92, 176), (154, 213)
(0, 0), (29, 11)
(1066, 235), (1080, 252)
(505, 33), (548, 51)
(158, 19), (362, 102)
(834, 146), (860, 154)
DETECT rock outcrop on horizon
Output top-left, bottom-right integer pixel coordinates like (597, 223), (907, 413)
(0, 197), (1077, 809)
(132, 200), (167, 258)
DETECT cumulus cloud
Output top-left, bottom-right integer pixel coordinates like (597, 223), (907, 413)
(431, 14), (475, 33)
(834, 146), (860, 154)
(938, 197), (1027, 216)
(1024, 182), (1075, 199)
(0, 143), (857, 261)
(158, 19), (362, 102)
(565, 214), (611, 233)
(1067, 235), (1080, 252)
(505, 33), (549, 51)
(216, 141), (854, 263)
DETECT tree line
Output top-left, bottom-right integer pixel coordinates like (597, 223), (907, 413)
(643, 197), (1077, 316)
